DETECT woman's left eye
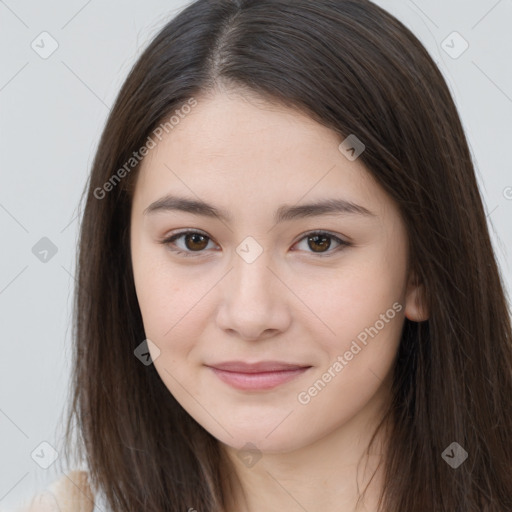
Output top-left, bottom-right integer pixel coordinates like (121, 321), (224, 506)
(160, 230), (351, 258)
(293, 231), (350, 256)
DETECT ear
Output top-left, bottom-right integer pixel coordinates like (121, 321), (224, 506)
(404, 270), (429, 322)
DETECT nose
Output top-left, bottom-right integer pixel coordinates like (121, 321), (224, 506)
(215, 250), (291, 341)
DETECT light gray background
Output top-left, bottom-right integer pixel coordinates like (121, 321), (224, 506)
(1, 0), (511, 509)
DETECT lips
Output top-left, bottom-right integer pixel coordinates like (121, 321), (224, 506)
(205, 361), (312, 391)
(206, 361), (311, 373)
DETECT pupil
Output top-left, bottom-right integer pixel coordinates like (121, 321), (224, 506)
(186, 233), (208, 251)
(309, 235), (330, 253)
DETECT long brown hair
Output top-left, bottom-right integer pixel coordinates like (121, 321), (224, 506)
(61, 0), (512, 510)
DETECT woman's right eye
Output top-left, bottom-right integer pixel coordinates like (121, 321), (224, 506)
(161, 230), (216, 258)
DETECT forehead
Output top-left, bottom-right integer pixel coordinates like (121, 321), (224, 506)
(133, 91), (389, 219)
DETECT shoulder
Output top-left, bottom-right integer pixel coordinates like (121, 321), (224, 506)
(13, 470), (95, 512)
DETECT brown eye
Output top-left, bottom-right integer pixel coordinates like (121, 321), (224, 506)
(182, 232), (209, 251)
(293, 231), (349, 257)
(162, 230), (215, 257)
(307, 234), (332, 253)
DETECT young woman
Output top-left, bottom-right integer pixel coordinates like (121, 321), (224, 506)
(17, 0), (512, 511)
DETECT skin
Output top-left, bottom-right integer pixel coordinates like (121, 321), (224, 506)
(130, 88), (428, 512)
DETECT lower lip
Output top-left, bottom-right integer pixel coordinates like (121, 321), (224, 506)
(208, 367), (311, 390)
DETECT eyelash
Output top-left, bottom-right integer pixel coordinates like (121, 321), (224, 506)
(159, 230), (351, 258)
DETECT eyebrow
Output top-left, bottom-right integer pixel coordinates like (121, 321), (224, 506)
(143, 194), (376, 223)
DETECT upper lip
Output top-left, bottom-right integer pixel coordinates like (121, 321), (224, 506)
(206, 361), (312, 373)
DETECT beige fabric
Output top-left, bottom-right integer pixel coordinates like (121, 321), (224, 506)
(15, 471), (94, 512)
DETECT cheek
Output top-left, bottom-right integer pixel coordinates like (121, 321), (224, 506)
(137, 276), (194, 344)
(296, 296), (403, 427)
(301, 257), (404, 338)
(298, 251), (405, 385)
(131, 245), (195, 349)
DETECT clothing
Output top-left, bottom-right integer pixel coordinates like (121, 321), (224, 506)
(10, 470), (98, 512)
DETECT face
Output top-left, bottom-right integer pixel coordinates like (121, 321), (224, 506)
(130, 90), (426, 454)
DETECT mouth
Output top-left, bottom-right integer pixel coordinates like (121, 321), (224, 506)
(205, 361), (312, 391)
